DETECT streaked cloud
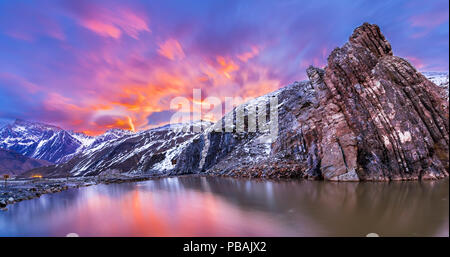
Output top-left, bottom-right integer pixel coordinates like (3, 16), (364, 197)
(158, 39), (185, 60)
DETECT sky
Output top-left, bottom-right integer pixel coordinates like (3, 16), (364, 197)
(0, 0), (448, 135)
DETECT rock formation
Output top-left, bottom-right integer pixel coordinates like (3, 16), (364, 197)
(173, 23), (449, 181)
(318, 23), (448, 180)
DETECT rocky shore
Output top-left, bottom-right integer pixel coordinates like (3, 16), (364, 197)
(0, 175), (163, 210)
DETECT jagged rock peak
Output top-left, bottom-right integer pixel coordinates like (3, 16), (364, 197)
(349, 22), (393, 57)
(321, 22), (449, 180)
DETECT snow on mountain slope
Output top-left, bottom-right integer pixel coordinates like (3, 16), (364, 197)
(172, 81), (309, 176)
(0, 119), (82, 163)
(68, 132), (95, 148)
(423, 71), (449, 99)
(57, 128), (134, 163)
(0, 119), (134, 164)
(89, 129), (134, 148)
(21, 121), (213, 177)
(68, 129), (133, 150)
(0, 118), (13, 129)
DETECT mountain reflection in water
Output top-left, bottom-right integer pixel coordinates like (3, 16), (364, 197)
(0, 176), (448, 236)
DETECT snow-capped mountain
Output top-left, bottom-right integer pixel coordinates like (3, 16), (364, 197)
(56, 128), (135, 163)
(68, 129), (133, 150)
(68, 132), (95, 148)
(0, 119), (83, 163)
(89, 129), (134, 148)
(0, 119), (134, 164)
(423, 71), (449, 99)
(22, 121), (212, 177)
(18, 69), (449, 179)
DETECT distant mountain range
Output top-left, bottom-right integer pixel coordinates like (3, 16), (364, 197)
(0, 119), (135, 177)
(0, 148), (51, 176)
(21, 121), (212, 178)
(0, 119), (132, 164)
(0, 118), (212, 177)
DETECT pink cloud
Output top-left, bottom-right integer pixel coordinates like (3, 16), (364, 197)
(157, 39), (186, 60)
(73, 4), (150, 39)
(0, 73), (41, 93)
(237, 46), (260, 62)
(81, 19), (122, 38)
(409, 10), (448, 29)
(405, 56), (425, 69)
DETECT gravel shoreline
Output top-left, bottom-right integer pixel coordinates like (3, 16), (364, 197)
(0, 174), (166, 210)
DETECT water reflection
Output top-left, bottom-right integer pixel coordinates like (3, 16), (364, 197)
(0, 176), (448, 237)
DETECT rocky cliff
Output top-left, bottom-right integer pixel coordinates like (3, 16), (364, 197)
(173, 23), (449, 181)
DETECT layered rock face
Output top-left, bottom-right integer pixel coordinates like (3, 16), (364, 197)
(174, 23), (449, 181)
(319, 23), (448, 180)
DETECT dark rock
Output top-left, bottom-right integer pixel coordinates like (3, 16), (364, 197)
(321, 23), (448, 180)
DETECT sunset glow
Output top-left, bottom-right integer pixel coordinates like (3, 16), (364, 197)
(0, 0), (448, 135)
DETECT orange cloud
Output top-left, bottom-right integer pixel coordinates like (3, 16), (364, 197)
(93, 115), (135, 131)
(216, 56), (239, 79)
(157, 39), (185, 60)
(237, 46), (260, 62)
(35, 36), (282, 136)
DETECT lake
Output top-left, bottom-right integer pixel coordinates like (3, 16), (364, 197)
(0, 176), (448, 236)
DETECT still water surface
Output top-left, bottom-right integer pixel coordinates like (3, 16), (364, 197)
(0, 176), (448, 236)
